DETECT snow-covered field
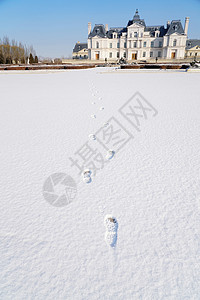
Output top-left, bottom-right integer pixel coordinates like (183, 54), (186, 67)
(0, 68), (200, 299)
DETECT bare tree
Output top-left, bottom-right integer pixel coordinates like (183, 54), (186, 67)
(0, 36), (37, 64)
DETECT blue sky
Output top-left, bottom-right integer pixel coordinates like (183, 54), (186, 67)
(0, 0), (199, 58)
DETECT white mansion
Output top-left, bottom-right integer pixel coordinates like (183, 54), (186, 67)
(87, 10), (189, 61)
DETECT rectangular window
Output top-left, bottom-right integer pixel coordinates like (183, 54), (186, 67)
(117, 42), (120, 48)
(143, 42), (147, 47)
(143, 52), (146, 57)
(109, 52), (112, 58)
(158, 51), (161, 57)
(123, 52), (126, 58)
(159, 41), (162, 48)
(134, 41), (137, 48)
(130, 33), (132, 38)
(110, 43), (112, 48)
(129, 41), (131, 48)
(150, 51), (153, 57)
(124, 42), (127, 48)
(134, 32), (137, 37)
(151, 41), (154, 48)
(117, 52), (119, 58)
(173, 40), (177, 46)
(96, 42), (99, 49)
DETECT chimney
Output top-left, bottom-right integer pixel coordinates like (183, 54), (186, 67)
(105, 24), (108, 32)
(167, 20), (170, 28)
(184, 17), (189, 35)
(88, 22), (92, 35)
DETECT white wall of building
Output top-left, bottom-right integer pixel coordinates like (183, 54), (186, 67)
(88, 20), (188, 61)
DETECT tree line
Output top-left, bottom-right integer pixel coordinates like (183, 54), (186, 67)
(0, 36), (38, 64)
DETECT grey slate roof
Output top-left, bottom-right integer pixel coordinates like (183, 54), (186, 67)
(88, 24), (107, 38)
(73, 43), (87, 53)
(88, 10), (186, 39)
(144, 26), (167, 37)
(166, 20), (185, 35)
(107, 27), (126, 38)
(186, 39), (200, 49)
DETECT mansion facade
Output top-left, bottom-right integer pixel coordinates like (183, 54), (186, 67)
(87, 10), (189, 61)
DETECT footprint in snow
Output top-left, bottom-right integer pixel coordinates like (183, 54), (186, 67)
(89, 134), (96, 140)
(91, 114), (96, 119)
(106, 150), (115, 160)
(100, 107), (104, 111)
(104, 215), (118, 247)
(103, 122), (109, 127)
(82, 169), (92, 184)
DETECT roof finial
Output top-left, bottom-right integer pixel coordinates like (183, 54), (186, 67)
(133, 9), (140, 21)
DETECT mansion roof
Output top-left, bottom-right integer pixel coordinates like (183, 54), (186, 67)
(186, 39), (200, 49)
(73, 42), (88, 53)
(166, 20), (184, 35)
(88, 10), (185, 39)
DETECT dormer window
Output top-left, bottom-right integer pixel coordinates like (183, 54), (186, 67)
(173, 25), (178, 31)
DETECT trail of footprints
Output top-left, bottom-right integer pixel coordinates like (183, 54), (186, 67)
(85, 81), (118, 248)
(81, 81), (115, 184)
